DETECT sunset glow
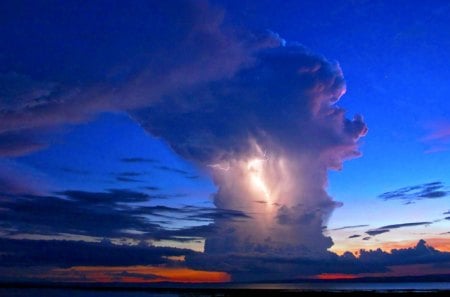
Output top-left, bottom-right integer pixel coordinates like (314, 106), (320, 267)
(48, 266), (230, 283)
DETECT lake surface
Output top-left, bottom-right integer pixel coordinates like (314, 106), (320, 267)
(1, 283), (450, 296)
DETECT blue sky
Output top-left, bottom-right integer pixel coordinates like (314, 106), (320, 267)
(0, 0), (449, 282)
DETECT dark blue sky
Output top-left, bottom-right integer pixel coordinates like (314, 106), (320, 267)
(0, 0), (449, 282)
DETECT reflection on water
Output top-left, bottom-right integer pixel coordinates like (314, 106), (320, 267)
(232, 282), (450, 291)
(1, 283), (450, 297)
(0, 289), (177, 297)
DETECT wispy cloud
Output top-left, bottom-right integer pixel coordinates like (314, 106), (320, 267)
(378, 182), (448, 202)
(422, 122), (450, 153)
(331, 224), (369, 231)
(116, 176), (143, 183)
(365, 222), (432, 237)
(0, 131), (47, 157)
(120, 157), (157, 164)
(366, 229), (390, 236)
(0, 188), (249, 241)
(113, 172), (146, 183)
(60, 167), (91, 175)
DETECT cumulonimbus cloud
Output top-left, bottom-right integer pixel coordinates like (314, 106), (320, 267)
(0, 0), (369, 281)
(131, 45), (367, 280)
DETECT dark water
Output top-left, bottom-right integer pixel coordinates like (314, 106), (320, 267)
(229, 282), (450, 291)
(1, 283), (450, 296)
(0, 289), (176, 297)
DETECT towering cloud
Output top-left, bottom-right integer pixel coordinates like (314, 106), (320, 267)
(132, 46), (367, 280)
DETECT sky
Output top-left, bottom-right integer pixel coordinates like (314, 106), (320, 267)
(0, 0), (450, 283)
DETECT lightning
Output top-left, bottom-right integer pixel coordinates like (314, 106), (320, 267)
(247, 158), (271, 203)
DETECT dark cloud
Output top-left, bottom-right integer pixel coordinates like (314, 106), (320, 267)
(0, 238), (193, 268)
(380, 222), (432, 229)
(144, 186), (160, 191)
(362, 237), (371, 241)
(186, 208), (252, 222)
(110, 271), (159, 281)
(158, 224), (216, 240)
(120, 157), (157, 164)
(60, 167), (91, 175)
(0, 72), (55, 112)
(378, 182), (448, 202)
(0, 189), (249, 241)
(154, 165), (200, 180)
(186, 252), (385, 282)
(187, 240), (450, 281)
(0, 0), (280, 155)
(116, 176), (143, 183)
(348, 234), (361, 238)
(0, 130), (47, 157)
(118, 172), (143, 177)
(0, 190), (157, 238)
(131, 205), (250, 224)
(0, 161), (47, 195)
(59, 189), (150, 205)
(357, 240), (450, 266)
(366, 229), (390, 236)
(120, 160), (198, 180)
(112, 171), (148, 183)
(156, 165), (189, 176)
(331, 224), (369, 231)
(366, 222), (432, 237)
(444, 210), (450, 215)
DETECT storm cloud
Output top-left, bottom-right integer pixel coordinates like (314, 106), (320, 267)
(187, 239), (450, 281)
(0, 0), (370, 280)
(131, 45), (367, 279)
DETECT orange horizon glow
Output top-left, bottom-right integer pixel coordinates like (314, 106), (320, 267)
(331, 237), (450, 256)
(314, 273), (358, 280)
(46, 265), (231, 283)
(314, 262), (450, 280)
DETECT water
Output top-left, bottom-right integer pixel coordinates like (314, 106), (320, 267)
(1, 283), (450, 296)
(0, 289), (176, 297)
(229, 282), (450, 291)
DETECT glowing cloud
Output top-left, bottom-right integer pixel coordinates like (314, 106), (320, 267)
(133, 45), (367, 280)
(247, 158), (271, 203)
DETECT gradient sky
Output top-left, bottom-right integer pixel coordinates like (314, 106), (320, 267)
(0, 0), (449, 283)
